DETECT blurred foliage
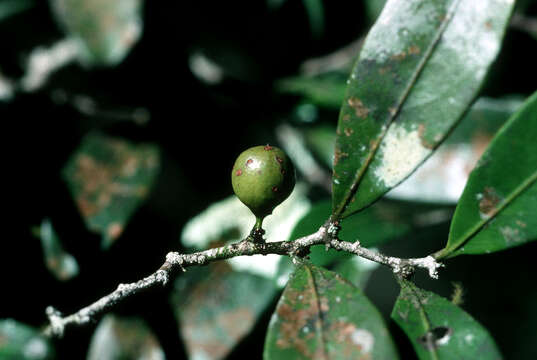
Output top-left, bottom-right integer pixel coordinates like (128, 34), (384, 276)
(1, 0), (536, 359)
(62, 131), (160, 248)
(32, 218), (79, 281)
(0, 320), (54, 359)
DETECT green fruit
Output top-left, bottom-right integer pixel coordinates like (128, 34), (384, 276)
(231, 145), (296, 221)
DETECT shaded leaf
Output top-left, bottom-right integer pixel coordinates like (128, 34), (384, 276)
(50, 0), (144, 66)
(332, 0), (515, 219)
(277, 71), (348, 109)
(171, 262), (278, 360)
(33, 218), (79, 281)
(285, 199), (451, 268)
(0, 319), (54, 359)
(87, 315), (164, 360)
(63, 131), (160, 249)
(438, 91), (537, 258)
(0, 0), (34, 22)
(264, 263), (398, 359)
(332, 255), (380, 290)
(392, 279), (501, 359)
(364, 0), (387, 24)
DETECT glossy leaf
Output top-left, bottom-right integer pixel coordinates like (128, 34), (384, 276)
(332, 0), (515, 219)
(171, 262), (278, 360)
(392, 280), (501, 359)
(264, 263), (398, 359)
(389, 96), (524, 203)
(63, 132), (160, 249)
(0, 319), (54, 359)
(439, 91), (537, 258)
(50, 0), (144, 66)
(33, 218), (79, 281)
(87, 315), (164, 360)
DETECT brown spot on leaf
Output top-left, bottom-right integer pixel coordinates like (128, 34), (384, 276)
(418, 124), (435, 149)
(275, 156), (283, 164)
(391, 51), (407, 61)
(342, 114), (351, 122)
(408, 45), (421, 55)
(344, 128), (354, 137)
(379, 66), (391, 75)
(235, 169), (242, 176)
(107, 222), (124, 240)
(479, 187), (501, 216)
(347, 97), (370, 119)
(264, 145), (273, 151)
(272, 186), (278, 192)
(334, 148), (349, 166)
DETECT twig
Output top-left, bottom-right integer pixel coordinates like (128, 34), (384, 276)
(44, 225), (443, 338)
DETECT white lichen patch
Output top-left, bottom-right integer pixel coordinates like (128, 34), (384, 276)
(465, 333), (474, 344)
(500, 226), (523, 244)
(412, 256), (443, 279)
(351, 328), (374, 353)
(373, 124), (431, 188)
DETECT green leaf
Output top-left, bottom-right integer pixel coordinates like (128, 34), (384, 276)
(87, 315), (164, 360)
(364, 0), (387, 24)
(0, 319), (55, 359)
(264, 263), (399, 359)
(389, 96), (524, 203)
(438, 91), (537, 258)
(63, 131), (160, 249)
(49, 0), (144, 66)
(0, 0), (34, 22)
(33, 218), (79, 281)
(332, 255), (380, 290)
(392, 279), (501, 360)
(171, 263), (278, 360)
(277, 71), (348, 109)
(332, 0), (515, 219)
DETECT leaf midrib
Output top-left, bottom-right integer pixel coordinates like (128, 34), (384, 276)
(442, 170), (537, 258)
(333, 0), (462, 220)
(404, 281), (440, 360)
(304, 265), (329, 360)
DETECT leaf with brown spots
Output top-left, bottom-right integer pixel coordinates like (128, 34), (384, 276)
(171, 262), (278, 360)
(332, 0), (515, 220)
(0, 319), (55, 359)
(264, 263), (398, 360)
(50, 0), (144, 66)
(63, 132), (160, 249)
(87, 315), (164, 360)
(439, 91), (537, 258)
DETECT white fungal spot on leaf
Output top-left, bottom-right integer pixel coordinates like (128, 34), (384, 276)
(351, 329), (375, 353)
(373, 124), (431, 188)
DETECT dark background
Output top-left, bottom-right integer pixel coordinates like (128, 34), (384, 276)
(1, 1), (536, 359)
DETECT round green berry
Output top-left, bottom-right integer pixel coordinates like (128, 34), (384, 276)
(231, 145), (296, 220)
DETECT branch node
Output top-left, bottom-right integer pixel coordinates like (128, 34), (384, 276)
(45, 306), (64, 338)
